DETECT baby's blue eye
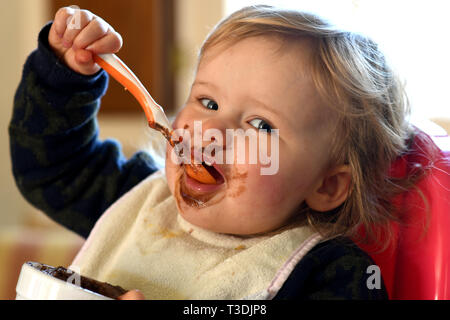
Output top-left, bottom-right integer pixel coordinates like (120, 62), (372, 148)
(249, 119), (272, 133)
(200, 98), (219, 110)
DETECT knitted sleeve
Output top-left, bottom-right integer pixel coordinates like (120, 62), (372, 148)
(9, 23), (159, 238)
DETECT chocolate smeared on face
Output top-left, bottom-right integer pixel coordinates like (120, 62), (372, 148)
(226, 168), (248, 198)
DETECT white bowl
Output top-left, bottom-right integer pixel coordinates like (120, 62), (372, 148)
(16, 261), (113, 300)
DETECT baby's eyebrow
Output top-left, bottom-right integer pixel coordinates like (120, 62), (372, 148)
(249, 97), (294, 127)
(192, 80), (218, 90)
(251, 98), (278, 117)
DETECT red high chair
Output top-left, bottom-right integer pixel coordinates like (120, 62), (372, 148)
(356, 125), (450, 300)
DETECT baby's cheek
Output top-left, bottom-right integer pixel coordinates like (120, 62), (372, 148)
(241, 168), (287, 208)
(258, 175), (287, 206)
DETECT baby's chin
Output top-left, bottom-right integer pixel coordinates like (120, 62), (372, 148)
(177, 207), (234, 234)
(178, 207), (278, 236)
(164, 170), (234, 234)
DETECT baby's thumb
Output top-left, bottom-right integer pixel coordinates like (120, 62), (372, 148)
(117, 289), (146, 300)
(74, 49), (100, 75)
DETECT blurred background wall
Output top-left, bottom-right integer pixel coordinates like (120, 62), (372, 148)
(1, 0), (50, 226)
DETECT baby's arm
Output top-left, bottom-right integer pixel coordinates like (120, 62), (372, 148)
(9, 8), (159, 238)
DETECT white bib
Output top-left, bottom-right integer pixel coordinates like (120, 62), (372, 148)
(71, 170), (322, 299)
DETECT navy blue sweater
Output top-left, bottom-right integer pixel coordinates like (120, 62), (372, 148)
(9, 23), (388, 300)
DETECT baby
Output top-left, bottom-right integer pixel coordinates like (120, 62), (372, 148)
(10, 5), (416, 299)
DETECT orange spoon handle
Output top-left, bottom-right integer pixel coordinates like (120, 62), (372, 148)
(94, 54), (171, 130)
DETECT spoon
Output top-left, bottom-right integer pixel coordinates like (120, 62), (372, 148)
(93, 53), (216, 185)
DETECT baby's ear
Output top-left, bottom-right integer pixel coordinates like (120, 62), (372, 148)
(305, 165), (352, 212)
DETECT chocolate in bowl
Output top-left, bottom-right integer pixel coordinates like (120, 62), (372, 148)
(18, 261), (127, 300)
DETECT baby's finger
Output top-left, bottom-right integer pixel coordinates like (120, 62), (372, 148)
(73, 49), (101, 75)
(62, 9), (94, 48)
(53, 7), (75, 38)
(86, 31), (123, 54)
(117, 290), (145, 300)
(72, 17), (109, 50)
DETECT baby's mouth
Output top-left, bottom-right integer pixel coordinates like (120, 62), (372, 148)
(179, 162), (226, 207)
(186, 161), (225, 186)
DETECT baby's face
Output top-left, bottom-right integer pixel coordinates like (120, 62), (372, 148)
(165, 36), (335, 235)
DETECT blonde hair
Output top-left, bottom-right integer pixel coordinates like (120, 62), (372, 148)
(197, 5), (426, 249)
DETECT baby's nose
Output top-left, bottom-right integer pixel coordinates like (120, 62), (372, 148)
(200, 117), (229, 134)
